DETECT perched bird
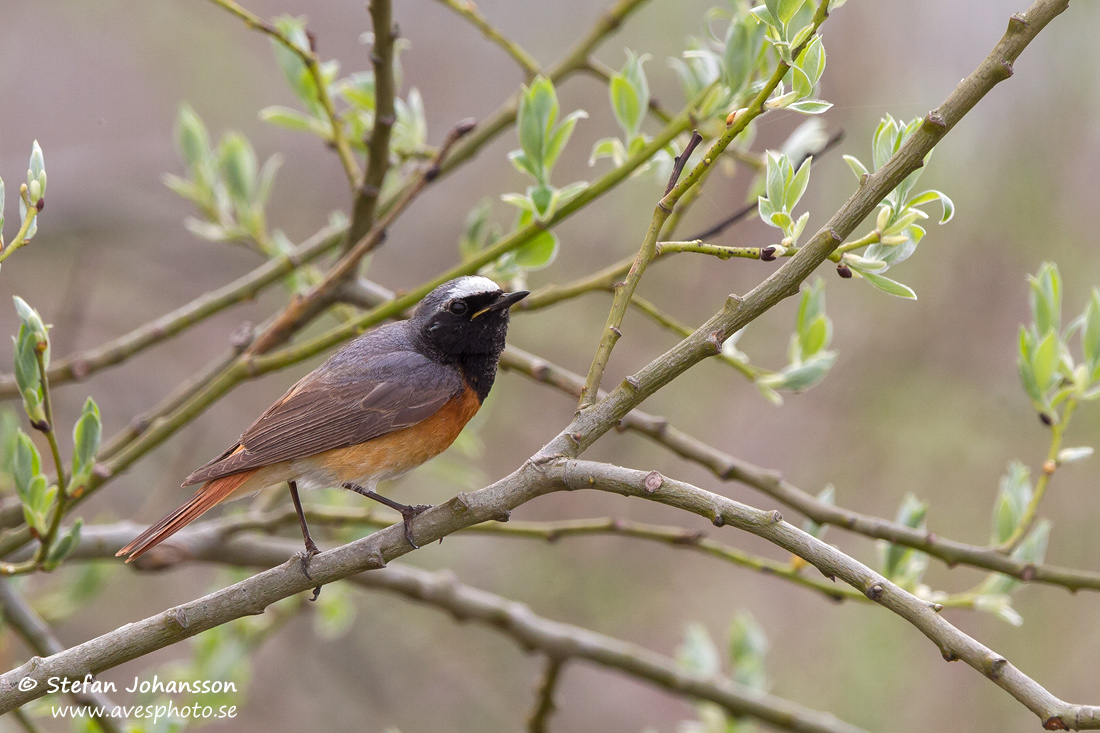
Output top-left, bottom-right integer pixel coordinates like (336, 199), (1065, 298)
(117, 276), (528, 574)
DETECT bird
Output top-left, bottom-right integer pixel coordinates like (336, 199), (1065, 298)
(116, 276), (528, 578)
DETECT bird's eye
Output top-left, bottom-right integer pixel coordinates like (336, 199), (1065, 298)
(449, 300), (468, 316)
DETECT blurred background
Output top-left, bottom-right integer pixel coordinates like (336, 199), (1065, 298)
(1, 0), (1099, 731)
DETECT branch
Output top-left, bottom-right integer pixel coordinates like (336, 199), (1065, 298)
(15, 529), (867, 733)
(527, 658), (564, 733)
(345, 0), (398, 253)
(0, 581), (122, 733)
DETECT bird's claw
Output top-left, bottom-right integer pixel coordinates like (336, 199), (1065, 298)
(295, 542), (322, 601)
(400, 504), (432, 549)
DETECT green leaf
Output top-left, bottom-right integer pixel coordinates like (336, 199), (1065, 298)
(1028, 263), (1062, 337)
(1085, 290), (1100, 369)
(271, 15), (322, 112)
(786, 156), (811, 210)
(175, 104), (210, 169)
(588, 137), (624, 166)
(764, 151), (787, 212)
(802, 485), (834, 539)
(217, 133), (257, 204)
(790, 65), (813, 99)
(512, 220), (559, 270)
(677, 623), (720, 676)
(991, 462), (1031, 544)
(12, 431), (41, 499)
(722, 18), (756, 95)
(779, 351), (836, 391)
(72, 398), (102, 476)
(45, 518), (82, 569)
(1031, 329), (1059, 392)
(882, 493), (928, 581)
(727, 612), (768, 690)
(843, 154), (868, 180)
(13, 326), (41, 397)
(259, 106), (332, 138)
(544, 110), (587, 173)
(862, 272), (917, 299)
(788, 99), (833, 115)
(797, 35), (826, 85)
(776, 0), (806, 25)
(906, 189), (954, 224)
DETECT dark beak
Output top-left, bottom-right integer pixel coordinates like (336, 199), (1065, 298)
(472, 290), (529, 319)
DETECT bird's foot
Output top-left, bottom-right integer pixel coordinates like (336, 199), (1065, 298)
(295, 540), (322, 601)
(398, 504), (432, 549)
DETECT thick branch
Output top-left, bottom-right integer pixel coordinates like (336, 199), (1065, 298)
(11, 529), (867, 733)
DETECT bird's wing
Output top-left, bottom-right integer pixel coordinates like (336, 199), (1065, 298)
(182, 350), (463, 485)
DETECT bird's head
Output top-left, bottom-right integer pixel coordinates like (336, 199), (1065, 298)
(411, 276), (528, 362)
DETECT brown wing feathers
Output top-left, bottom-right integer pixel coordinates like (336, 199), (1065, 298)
(116, 469), (257, 562)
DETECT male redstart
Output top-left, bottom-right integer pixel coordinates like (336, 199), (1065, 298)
(117, 276), (528, 573)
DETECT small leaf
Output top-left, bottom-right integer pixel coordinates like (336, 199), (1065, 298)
(906, 189), (954, 224)
(1028, 263), (1062, 337)
(217, 132), (257, 204)
(843, 155), (868, 180)
(788, 99), (833, 115)
(862, 272), (917, 299)
(175, 104), (210, 169)
(259, 106), (332, 138)
(1058, 446), (1093, 464)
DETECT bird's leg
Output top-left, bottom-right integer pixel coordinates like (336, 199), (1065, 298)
(288, 480), (322, 601)
(342, 482), (431, 549)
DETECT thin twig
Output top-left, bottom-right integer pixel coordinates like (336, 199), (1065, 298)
(527, 658), (564, 733)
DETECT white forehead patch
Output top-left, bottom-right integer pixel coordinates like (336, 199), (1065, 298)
(446, 276), (501, 299)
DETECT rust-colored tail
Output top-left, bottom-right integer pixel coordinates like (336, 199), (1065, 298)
(116, 470), (257, 562)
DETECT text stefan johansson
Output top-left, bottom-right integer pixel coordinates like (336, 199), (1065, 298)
(45, 674), (237, 694)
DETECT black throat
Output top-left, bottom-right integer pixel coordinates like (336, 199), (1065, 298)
(455, 351), (502, 402)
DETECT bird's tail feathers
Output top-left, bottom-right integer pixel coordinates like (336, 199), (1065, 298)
(116, 469), (257, 563)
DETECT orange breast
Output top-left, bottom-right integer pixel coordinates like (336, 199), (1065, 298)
(307, 386), (482, 484)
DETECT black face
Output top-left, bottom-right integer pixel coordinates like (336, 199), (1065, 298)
(410, 277), (528, 399)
